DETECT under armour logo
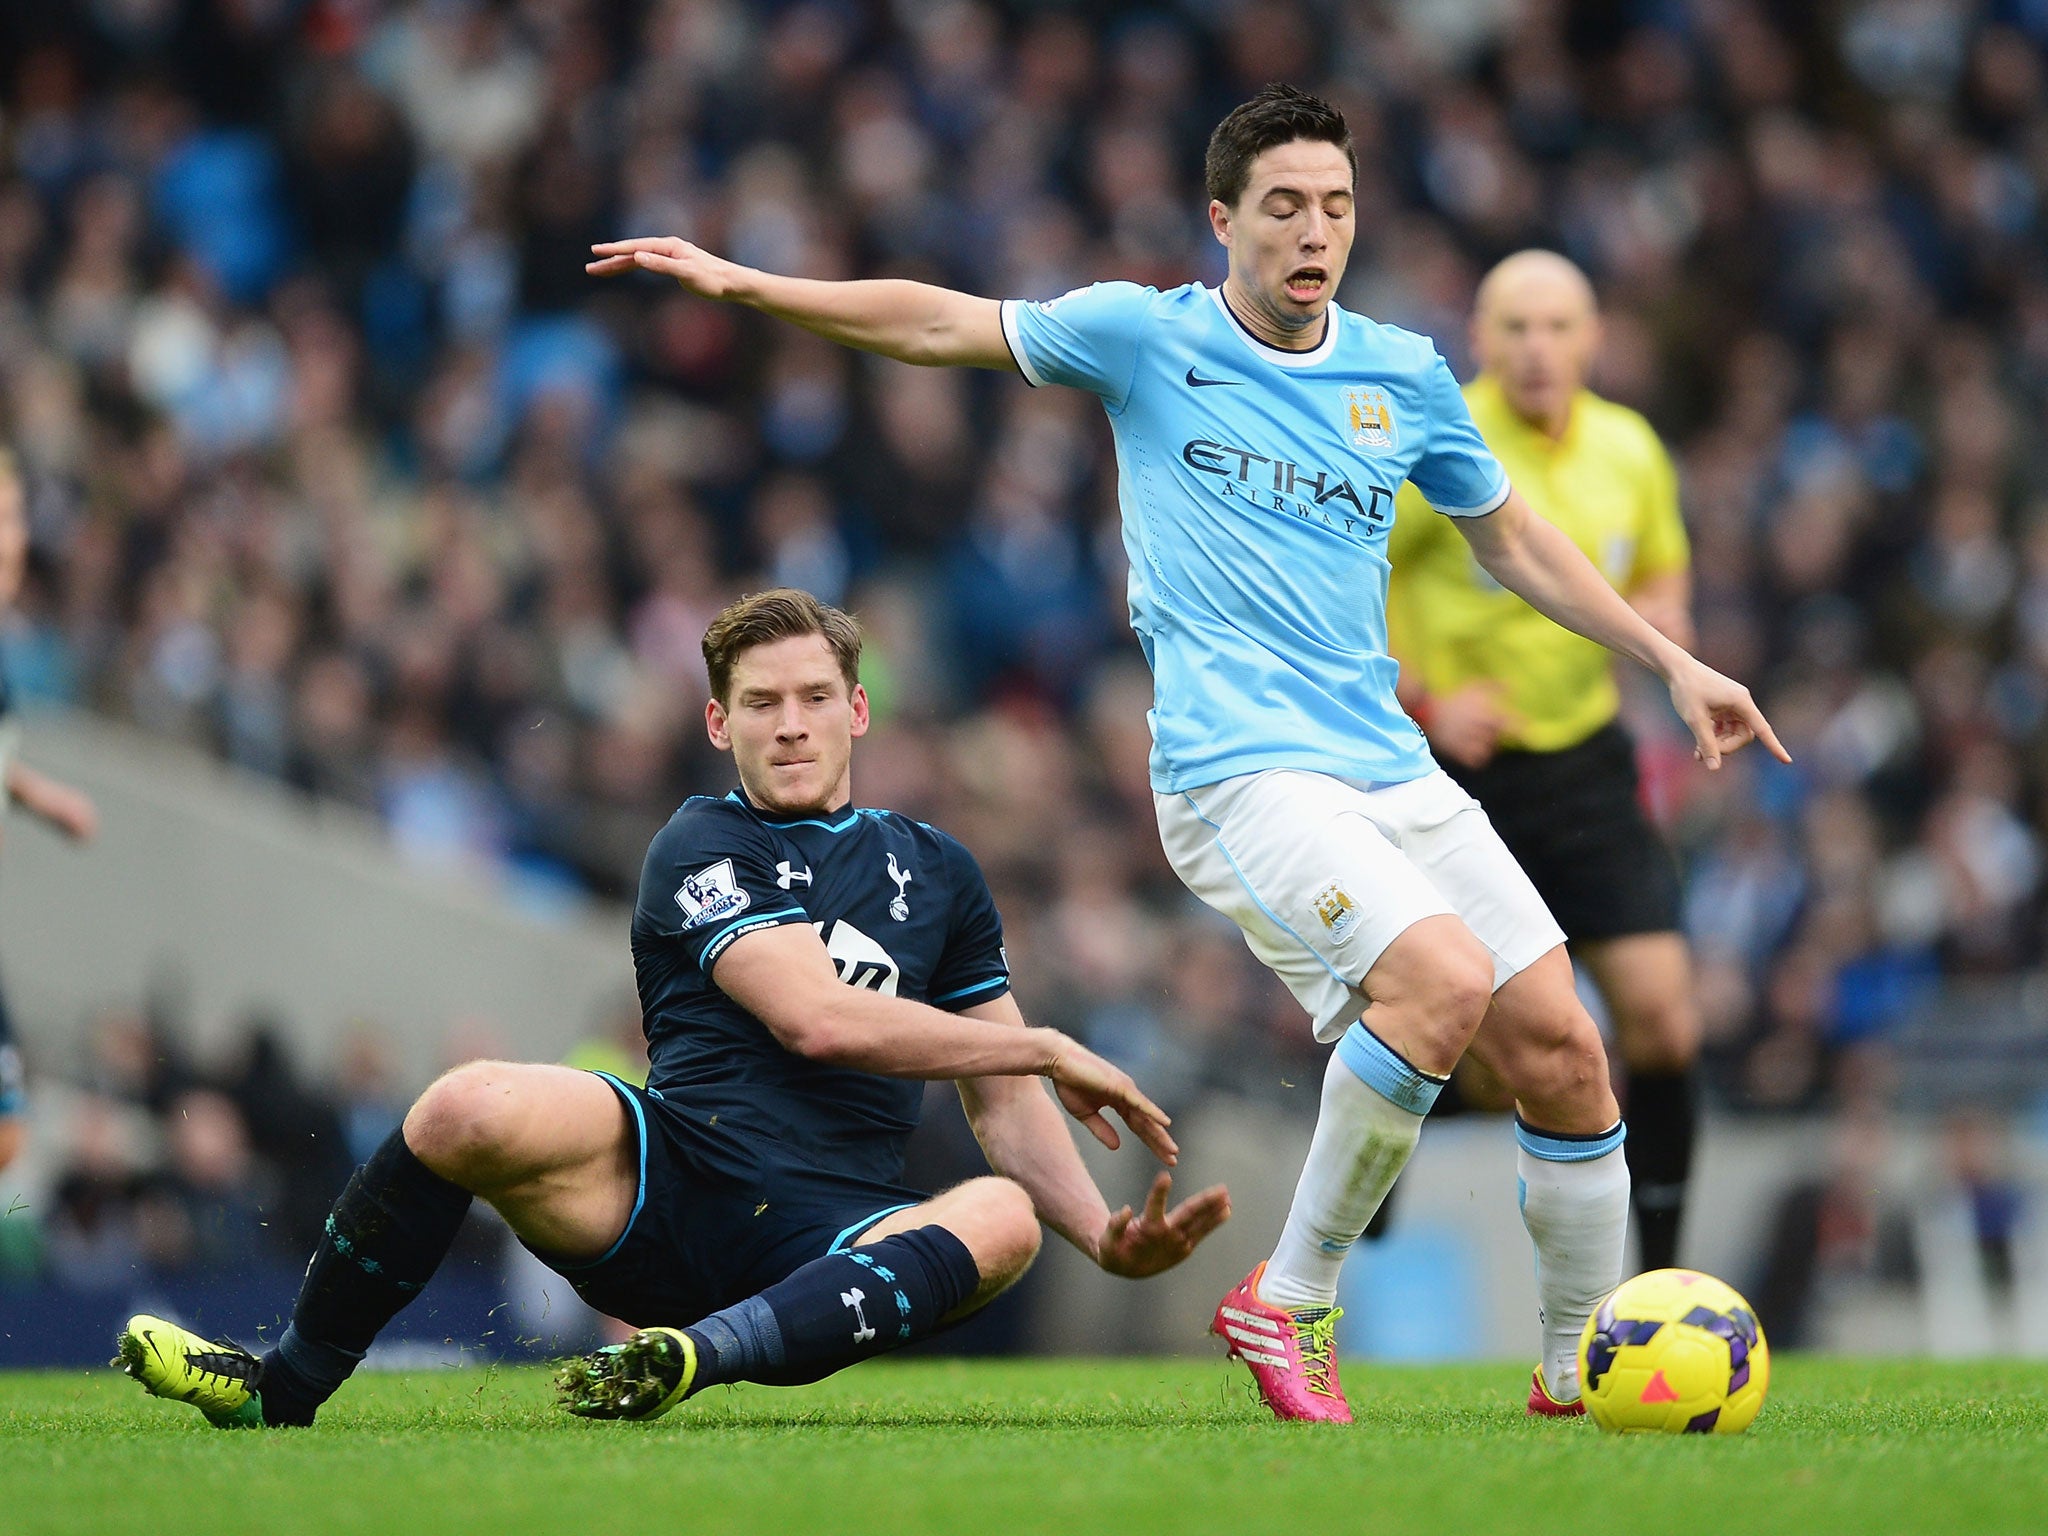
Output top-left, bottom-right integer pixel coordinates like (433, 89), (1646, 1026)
(776, 861), (812, 889)
(885, 853), (912, 922)
(841, 1286), (876, 1343)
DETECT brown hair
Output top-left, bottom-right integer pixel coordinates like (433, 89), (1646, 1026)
(1204, 83), (1355, 208)
(701, 587), (862, 703)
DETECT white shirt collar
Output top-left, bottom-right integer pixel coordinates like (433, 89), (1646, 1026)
(1207, 284), (1342, 368)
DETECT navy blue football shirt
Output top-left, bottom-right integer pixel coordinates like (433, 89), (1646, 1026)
(630, 789), (1011, 1185)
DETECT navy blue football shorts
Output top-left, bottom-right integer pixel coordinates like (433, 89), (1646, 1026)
(523, 1071), (930, 1328)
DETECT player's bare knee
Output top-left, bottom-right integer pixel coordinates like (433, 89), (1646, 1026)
(1436, 949), (1496, 1031)
(1407, 946), (1494, 1058)
(1516, 1017), (1616, 1128)
(958, 1176), (1041, 1287)
(402, 1062), (523, 1184)
(986, 1176), (1043, 1267)
(1367, 925), (1494, 1070)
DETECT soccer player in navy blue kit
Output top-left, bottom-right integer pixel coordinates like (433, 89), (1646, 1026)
(118, 589), (1228, 1426)
(582, 85), (1787, 1421)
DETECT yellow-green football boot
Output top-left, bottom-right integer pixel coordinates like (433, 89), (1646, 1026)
(114, 1314), (266, 1428)
(555, 1327), (699, 1421)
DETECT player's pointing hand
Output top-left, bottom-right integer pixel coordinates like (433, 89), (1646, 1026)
(1095, 1172), (1233, 1279)
(1045, 1039), (1179, 1166)
(1665, 656), (1791, 771)
(587, 237), (744, 301)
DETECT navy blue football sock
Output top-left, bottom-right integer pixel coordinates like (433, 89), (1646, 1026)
(685, 1226), (981, 1390)
(259, 1128), (473, 1426)
(1624, 1068), (1697, 1273)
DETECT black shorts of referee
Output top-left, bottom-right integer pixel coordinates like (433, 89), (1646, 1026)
(1441, 720), (1681, 940)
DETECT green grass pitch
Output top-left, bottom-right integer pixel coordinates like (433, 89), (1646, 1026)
(6, 1358), (2047, 1536)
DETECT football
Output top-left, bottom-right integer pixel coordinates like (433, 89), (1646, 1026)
(1577, 1269), (1770, 1435)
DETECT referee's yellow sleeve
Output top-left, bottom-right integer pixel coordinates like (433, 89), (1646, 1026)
(1631, 430), (1690, 583)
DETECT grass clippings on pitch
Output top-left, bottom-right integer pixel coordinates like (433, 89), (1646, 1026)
(5, 1358), (2046, 1536)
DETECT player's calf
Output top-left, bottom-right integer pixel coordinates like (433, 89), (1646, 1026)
(559, 1223), (985, 1419)
(1472, 949), (1630, 1406)
(112, 1126), (476, 1429)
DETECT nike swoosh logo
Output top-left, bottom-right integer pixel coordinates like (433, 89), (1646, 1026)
(1186, 367), (1242, 388)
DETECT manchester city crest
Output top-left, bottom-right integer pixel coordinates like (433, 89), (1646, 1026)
(1311, 880), (1361, 944)
(1342, 385), (1398, 455)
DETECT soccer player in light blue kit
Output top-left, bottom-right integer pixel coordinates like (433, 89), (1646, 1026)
(591, 84), (1787, 1422)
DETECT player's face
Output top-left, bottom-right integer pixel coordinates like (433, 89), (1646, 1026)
(1210, 139), (1356, 345)
(706, 634), (870, 816)
(1473, 268), (1601, 433)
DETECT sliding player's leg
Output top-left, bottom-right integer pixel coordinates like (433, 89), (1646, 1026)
(118, 1062), (634, 1427)
(1465, 949), (1628, 1413)
(559, 1176), (1037, 1420)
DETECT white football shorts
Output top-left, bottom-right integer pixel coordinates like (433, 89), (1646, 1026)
(1156, 768), (1566, 1042)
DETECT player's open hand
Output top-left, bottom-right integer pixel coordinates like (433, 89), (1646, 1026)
(1666, 657), (1791, 771)
(1047, 1040), (1178, 1165)
(586, 237), (744, 300)
(1094, 1172), (1232, 1279)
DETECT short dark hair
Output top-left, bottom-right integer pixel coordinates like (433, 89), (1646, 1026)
(702, 587), (862, 703)
(1204, 84), (1356, 208)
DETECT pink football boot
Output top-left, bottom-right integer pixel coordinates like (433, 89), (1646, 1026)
(1527, 1364), (1586, 1417)
(1212, 1262), (1353, 1424)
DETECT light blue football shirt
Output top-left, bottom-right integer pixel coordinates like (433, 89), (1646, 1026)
(1001, 282), (1511, 792)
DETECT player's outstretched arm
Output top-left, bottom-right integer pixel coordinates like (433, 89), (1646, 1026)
(1456, 490), (1790, 769)
(953, 995), (1231, 1277)
(6, 762), (97, 841)
(587, 237), (1016, 371)
(713, 923), (1177, 1161)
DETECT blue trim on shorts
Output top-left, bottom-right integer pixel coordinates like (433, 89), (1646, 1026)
(555, 1071), (649, 1271)
(827, 1202), (918, 1255)
(1515, 1116), (1627, 1164)
(1335, 1021), (1447, 1115)
(1179, 791), (1349, 988)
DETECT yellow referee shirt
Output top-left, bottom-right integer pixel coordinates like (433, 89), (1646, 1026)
(1387, 374), (1688, 753)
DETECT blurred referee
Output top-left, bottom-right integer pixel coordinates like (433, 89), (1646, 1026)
(1387, 251), (1699, 1272)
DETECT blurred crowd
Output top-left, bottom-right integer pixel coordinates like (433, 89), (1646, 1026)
(0, 1004), (414, 1285)
(0, 997), (656, 1292)
(1, 0), (2047, 1130)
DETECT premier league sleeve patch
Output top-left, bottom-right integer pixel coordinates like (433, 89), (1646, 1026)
(674, 859), (751, 929)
